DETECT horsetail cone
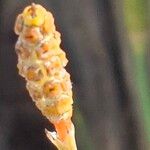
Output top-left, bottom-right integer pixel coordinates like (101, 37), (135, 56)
(14, 3), (77, 150)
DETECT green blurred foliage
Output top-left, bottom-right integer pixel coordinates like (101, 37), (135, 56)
(74, 107), (96, 150)
(124, 0), (148, 32)
(124, 0), (150, 142)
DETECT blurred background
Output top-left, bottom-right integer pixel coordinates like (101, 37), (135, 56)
(0, 0), (150, 150)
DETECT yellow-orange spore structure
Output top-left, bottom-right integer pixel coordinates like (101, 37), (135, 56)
(14, 3), (77, 150)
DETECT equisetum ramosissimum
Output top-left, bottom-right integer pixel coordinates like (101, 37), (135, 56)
(14, 3), (77, 150)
